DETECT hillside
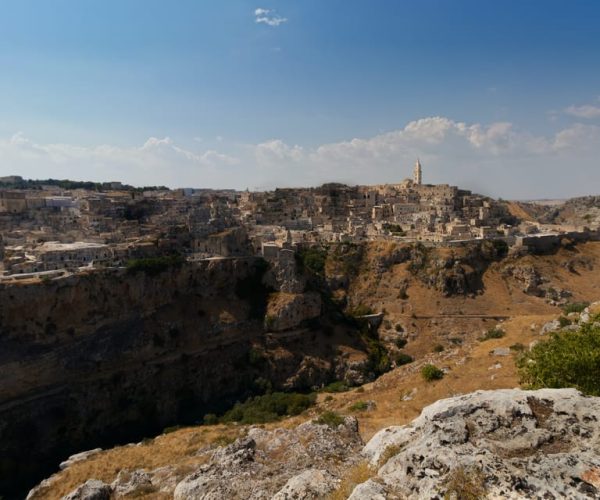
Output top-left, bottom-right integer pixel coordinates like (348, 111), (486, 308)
(22, 240), (600, 499)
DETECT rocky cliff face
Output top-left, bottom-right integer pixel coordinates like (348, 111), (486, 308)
(0, 258), (373, 497)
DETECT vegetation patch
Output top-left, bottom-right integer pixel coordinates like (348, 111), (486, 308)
(220, 392), (316, 424)
(562, 302), (590, 314)
(316, 410), (345, 428)
(394, 352), (414, 366)
(322, 380), (351, 393)
(328, 461), (374, 500)
(443, 465), (487, 500)
(479, 328), (505, 341)
(348, 401), (369, 411)
(517, 320), (600, 396)
(421, 364), (445, 381)
(126, 255), (184, 276)
(296, 246), (327, 275)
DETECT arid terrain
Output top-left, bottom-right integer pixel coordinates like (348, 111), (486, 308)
(20, 239), (600, 499)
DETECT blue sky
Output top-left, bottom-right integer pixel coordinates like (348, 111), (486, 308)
(0, 0), (599, 198)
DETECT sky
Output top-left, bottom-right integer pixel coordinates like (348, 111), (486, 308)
(0, 0), (599, 199)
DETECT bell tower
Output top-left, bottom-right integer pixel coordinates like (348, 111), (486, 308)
(413, 158), (422, 185)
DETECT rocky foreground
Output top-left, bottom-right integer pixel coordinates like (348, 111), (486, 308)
(30, 388), (600, 499)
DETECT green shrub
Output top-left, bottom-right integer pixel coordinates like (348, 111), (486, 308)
(395, 337), (407, 348)
(421, 364), (444, 381)
(126, 255), (184, 276)
(433, 344), (445, 353)
(297, 246), (327, 275)
(349, 401), (369, 411)
(558, 316), (571, 328)
(562, 302), (590, 314)
(220, 392), (316, 424)
(322, 381), (351, 393)
(517, 322), (600, 396)
(479, 328), (505, 341)
(316, 411), (345, 428)
(365, 339), (391, 376)
(394, 352), (414, 366)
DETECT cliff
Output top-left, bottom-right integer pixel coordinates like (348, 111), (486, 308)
(0, 257), (374, 497)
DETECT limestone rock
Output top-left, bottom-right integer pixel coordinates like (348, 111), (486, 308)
(59, 448), (102, 470)
(62, 479), (112, 500)
(111, 469), (154, 497)
(347, 479), (387, 500)
(359, 389), (600, 499)
(272, 469), (339, 499)
(172, 416), (363, 499)
(265, 292), (321, 332)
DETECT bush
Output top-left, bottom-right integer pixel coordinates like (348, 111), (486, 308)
(322, 381), (351, 393)
(220, 392), (316, 424)
(558, 316), (571, 328)
(394, 352), (414, 366)
(479, 328), (505, 341)
(517, 322), (600, 396)
(433, 344), (445, 353)
(126, 255), (184, 276)
(395, 337), (407, 348)
(421, 364), (444, 381)
(562, 302), (590, 314)
(297, 246), (327, 275)
(316, 411), (345, 428)
(348, 401), (369, 411)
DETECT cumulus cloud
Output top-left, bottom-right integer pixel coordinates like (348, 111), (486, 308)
(0, 134), (238, 187)
(565, 103), (600, 119)
(254, 7), (287, 26)
(249, 117), (600, 197)
(1, 116), (599, 198)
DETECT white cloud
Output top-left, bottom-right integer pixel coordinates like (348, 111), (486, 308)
(565, 104), (600, 119)
(1, 116), (599, 198)
(254, 7), (287, 26)
(0, 134), (238, 187)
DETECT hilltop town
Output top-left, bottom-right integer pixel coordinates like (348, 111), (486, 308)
(0, 161), (598, 281)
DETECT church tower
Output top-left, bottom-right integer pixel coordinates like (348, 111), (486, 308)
(413, 158), (422, 185)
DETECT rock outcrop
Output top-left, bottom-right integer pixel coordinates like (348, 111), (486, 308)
(48, 417), (362, 500)
(359, 388), (600, 499)
(31, 389), (600, 499)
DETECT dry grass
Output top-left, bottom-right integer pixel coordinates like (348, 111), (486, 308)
(327, 461), (375, 500)
(377, 443), (404, 468)
(443, 465), (487, 500)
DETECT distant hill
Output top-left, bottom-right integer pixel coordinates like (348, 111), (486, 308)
(0, 176), (168, 192)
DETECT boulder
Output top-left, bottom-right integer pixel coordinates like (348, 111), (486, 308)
(272, 469), (338, 499)
(359, 388), (600, 499)
(62, 479), (112, 500)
